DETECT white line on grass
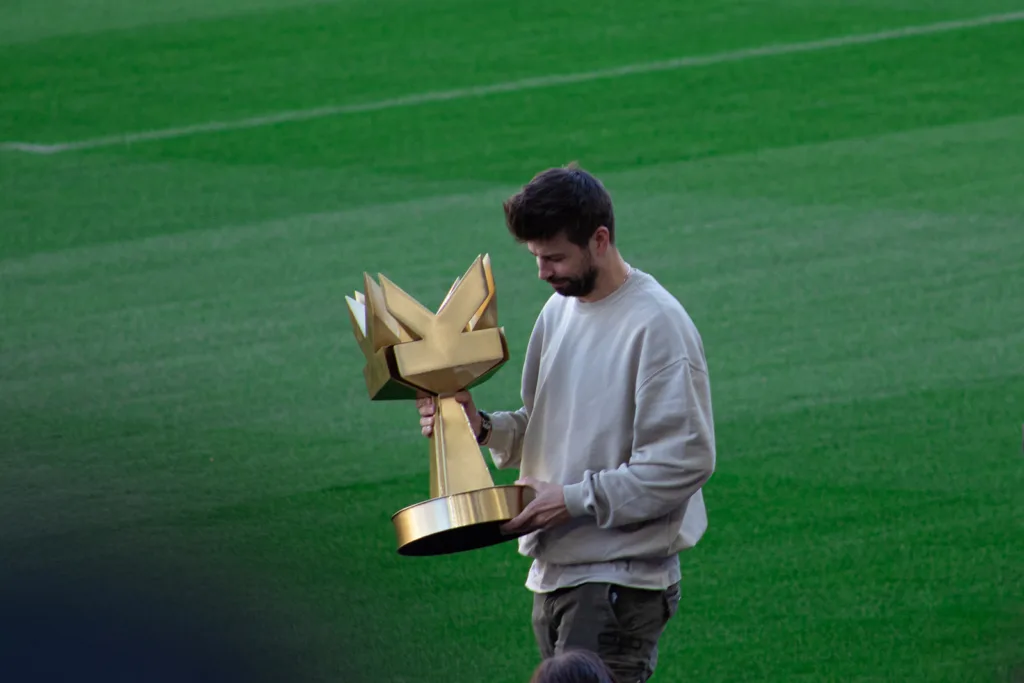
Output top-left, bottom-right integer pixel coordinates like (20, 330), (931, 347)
(3, 10), (1023, 155)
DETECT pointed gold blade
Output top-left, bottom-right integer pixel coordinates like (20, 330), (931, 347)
(364, 273), (416, 349)
(346, 295), (368, 340)
(378, 274), (437, 340)
(468, 254), (498, 331)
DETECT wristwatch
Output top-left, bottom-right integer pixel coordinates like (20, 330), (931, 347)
(475, 411), (492, 445)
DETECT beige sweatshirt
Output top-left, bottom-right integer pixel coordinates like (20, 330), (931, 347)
(486, 267), (716, 591)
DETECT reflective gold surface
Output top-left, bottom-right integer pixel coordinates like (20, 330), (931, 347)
(392, 485), (536, 556)
(346, 277), (419, 401)
(345, 254), (529, 555)
(380, 256), (507, 396)
(428, 395), (495, 500)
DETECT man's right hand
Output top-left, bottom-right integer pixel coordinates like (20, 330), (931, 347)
(417, 391), (481, 438)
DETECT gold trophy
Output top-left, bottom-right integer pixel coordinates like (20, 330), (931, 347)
(345, 254), (534, 556)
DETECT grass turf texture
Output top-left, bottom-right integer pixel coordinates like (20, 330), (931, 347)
(2, 0), (1023, 681)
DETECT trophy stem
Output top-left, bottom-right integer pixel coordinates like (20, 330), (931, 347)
(428, 396), (497, 499)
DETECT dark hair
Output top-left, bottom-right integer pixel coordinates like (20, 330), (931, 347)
(503, 163), (615, 247)
(529, 649), (617, 683)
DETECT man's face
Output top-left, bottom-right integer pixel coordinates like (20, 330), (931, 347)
(527, 234), (599, 298)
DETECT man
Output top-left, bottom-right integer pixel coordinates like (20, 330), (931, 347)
(416, 164), (716, 683)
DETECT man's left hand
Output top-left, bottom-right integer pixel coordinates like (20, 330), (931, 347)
(501, 476), (572, 535)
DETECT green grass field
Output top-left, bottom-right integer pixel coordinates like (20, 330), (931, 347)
(2, 1), (1023, 681)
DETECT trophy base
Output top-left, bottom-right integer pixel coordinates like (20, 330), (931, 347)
(391, 484), (536, 556)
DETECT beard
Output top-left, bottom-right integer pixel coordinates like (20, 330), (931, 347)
(547, 263), (599, 298)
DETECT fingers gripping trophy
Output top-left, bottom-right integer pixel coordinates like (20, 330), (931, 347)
(345, 254), (535, 556)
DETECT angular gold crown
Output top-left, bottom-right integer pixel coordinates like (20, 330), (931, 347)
(345, 254), (508, 399)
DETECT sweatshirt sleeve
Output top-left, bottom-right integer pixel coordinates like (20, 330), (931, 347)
(484, 305), (545, 470)
(485, 407), (529, 469)
(562, 358), (716, 527)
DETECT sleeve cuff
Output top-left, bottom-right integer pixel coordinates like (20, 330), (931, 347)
(562, 481), (590, 518)
(485, 411), (516, 453)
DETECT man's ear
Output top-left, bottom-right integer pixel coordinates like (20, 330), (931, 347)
(592, 226), (611, 255)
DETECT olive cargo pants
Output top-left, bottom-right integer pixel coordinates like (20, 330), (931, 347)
(531, 581), (681, 683)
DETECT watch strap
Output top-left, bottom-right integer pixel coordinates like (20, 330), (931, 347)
(475, 411), (492, 445)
